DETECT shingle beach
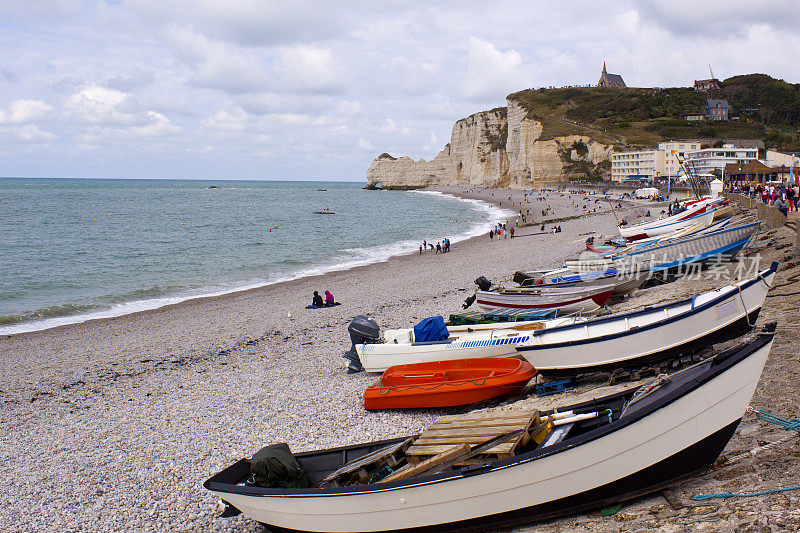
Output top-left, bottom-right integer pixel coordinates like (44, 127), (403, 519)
(2, 186), (799, 532)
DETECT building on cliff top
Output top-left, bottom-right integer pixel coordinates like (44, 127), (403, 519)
(598, 63), (626, 88)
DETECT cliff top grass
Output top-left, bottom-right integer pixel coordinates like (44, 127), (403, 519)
(507, 74), (800, 150)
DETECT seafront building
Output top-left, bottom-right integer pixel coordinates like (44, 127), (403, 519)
(683, 145), (758, 176)
(610, 141), (757, 183)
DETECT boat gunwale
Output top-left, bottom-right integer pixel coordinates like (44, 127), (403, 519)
(516, 262), (776, 351)
(616, 220), (760, 259)
(204, 332), (774, 498)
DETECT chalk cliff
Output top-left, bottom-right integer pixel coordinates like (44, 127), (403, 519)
(367, 98), (615, 189)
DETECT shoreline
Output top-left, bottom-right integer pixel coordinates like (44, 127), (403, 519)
(0, 188), (509, 337)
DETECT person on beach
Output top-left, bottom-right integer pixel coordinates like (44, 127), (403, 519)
(324, 290), (336, 306)
(419, 244), (423, 254)
(773, 196), (789, 217)
(436, 242), (442, 254)
(489, 229), (494, 240)
(510, 227), (515, 238)
(312, 291), (323, 307)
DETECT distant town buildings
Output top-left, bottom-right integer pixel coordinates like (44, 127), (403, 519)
(610, 149), (664, 182)
(597, 63), (626, 88)
(682, 99), (732, 121)
(706, 99), (731, 121)
(610, 140), (758, 183)
(683, 144), (757, 176)
(693, 79), (720, 92)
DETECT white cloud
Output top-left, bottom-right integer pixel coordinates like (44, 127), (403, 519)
(202, 107), (248, 132)
(131, 111), (181, 137)
(0, 99), (53, 124)
(463, 37), (534, 101)
(273, 45), (344, 94)
(65, 86), (140, 125)
(1, 124), (56, 142)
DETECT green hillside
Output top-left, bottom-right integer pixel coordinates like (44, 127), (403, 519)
(507, 74), (800, 150)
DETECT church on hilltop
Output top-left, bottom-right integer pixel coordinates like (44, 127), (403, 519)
(598, 63), (626, 88)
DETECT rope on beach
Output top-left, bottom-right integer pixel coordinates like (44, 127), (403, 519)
(692, 485), (800, 501)
(755, 410), (800, 434)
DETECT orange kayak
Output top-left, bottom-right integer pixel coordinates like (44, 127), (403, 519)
(364, 358), (536, 410)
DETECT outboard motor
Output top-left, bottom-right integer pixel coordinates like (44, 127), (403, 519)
(343, 315), (380, 373)
(475, 276), (492, 292)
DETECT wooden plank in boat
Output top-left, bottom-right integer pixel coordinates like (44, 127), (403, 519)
(432, 409), (539, 423)
(405, 409), (539, 465)
(381, 444), (469, 483)
(415, 424), (531, 440)
(320, 438), (413, 486)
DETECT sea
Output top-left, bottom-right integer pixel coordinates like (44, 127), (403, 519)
(0, 178), (510, 335)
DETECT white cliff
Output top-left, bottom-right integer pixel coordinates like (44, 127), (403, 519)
(367, 97), (615, 189)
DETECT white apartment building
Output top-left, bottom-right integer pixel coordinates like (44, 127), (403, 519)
(610, 149), (665, 182)
(683, 144), (758, 176)
(658, 141), (701, 178)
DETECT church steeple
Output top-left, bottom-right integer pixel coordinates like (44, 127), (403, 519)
(602, 62), (607, 75)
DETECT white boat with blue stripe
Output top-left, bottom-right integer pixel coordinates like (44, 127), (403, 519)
(357, 316), (582, 373)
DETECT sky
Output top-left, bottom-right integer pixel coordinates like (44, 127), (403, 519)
(1, 0), (799, 181)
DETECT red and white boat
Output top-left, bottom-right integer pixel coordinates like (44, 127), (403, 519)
(475, 284), (614, 314)
(618, 199), (716, 241)
(363, 358), (536, 409)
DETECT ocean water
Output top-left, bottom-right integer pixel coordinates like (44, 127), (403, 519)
(0, 178), (507, 334)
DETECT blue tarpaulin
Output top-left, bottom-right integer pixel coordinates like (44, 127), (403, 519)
(413, 316), (449, 342)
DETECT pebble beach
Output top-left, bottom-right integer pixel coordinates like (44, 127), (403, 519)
(2, 185), (799, 532)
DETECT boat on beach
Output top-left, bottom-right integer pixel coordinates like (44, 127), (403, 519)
(347, 315), (581, 373)
(618, 198), (717, 241)
(475, 284), (615, 313)
(516, 262), (777, 377)
(566, 220), (762, 274)
(514, 267), (649, 296)
(363, 358), (536, 409)
(205, 332), (776, 532)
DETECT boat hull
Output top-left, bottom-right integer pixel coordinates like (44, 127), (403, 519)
(358, 318), (579, 373)
(363, 358), (536, 409)
(205, 336), (773, 532)
(475, 286), (613, 313)
(517, 263), (775, 376)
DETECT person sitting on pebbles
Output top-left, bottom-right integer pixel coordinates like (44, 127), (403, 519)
(324, 290), (340, 307)
(311, 291), (323, 307)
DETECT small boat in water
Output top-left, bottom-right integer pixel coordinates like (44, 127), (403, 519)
(205, 332), (776, 532)
(313, 210), (335, 215)
(363, 358), (536, 409)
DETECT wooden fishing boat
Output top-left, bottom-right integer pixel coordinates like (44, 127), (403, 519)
(566, 220), (761, 274)
(475, 284), (614, 313)
(363, 358), (537, 409)
(205, 332), (776, 532)
(516, 262), (777, 377)
(356, 317), (580, 373)
(618, 199), (717, 241)
(516, 268), (648, 296)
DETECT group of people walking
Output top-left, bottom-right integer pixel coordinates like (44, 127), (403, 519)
(419, 238), (451, 254)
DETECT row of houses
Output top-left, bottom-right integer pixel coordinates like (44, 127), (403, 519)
(610, 142), (798, 183)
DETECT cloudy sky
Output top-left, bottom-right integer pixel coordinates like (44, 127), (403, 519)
(1, 0), (798, 181)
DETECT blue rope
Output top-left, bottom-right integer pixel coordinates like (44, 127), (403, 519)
(693, 485), (800, 501)
(755, 410), (800, 433)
